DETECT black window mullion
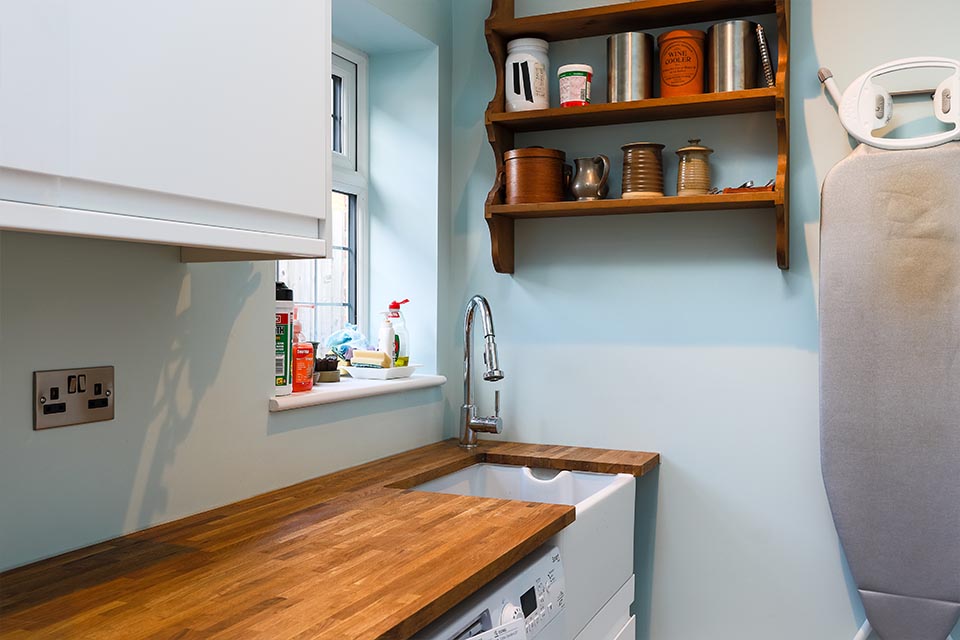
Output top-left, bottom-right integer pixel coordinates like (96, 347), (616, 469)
(347, 193), (357, 325)
(332, 74), (343, 154)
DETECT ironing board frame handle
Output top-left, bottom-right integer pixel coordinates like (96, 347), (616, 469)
(820, 57), (960, 150)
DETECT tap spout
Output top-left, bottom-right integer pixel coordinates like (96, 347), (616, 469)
(461, 295), (505, 448)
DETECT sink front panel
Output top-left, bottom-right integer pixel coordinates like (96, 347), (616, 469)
(413, 463), (625, 507)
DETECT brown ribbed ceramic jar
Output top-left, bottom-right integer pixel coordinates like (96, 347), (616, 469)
(621, 142), (665, 198)
(504, 147), (568, 204)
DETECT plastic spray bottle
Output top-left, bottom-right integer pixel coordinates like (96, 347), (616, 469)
(387, 299), (410, 366)
(377, 313), (396, 360)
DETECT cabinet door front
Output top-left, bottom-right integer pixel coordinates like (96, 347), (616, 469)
(0, 0), (70, 178)
(68, 1), (328, 219)
(1, 0), (331, 239)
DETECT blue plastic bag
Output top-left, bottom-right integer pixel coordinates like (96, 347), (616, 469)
(324, 323), (370, 360)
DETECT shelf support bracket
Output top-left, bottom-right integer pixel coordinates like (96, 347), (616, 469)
(774, 0), (790, 270)
(486, 214), (515, 274)
(484, 0), (517, 274)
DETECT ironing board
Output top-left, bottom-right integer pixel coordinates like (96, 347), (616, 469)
(820, 60), (960, 640)
(820, 141), (960, 640)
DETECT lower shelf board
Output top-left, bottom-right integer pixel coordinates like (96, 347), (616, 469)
(484, 191), (788, 273)
(486, 191), (779, 219)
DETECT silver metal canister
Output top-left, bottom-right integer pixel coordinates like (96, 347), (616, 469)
(607, 32), (654, 102)
(707, 20), (758, 92)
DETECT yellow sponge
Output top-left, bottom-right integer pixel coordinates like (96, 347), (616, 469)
(351, 350), (392, 368)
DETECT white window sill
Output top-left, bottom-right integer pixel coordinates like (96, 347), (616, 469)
(268, 374), (446, 412)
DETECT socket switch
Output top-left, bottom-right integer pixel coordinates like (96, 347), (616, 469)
(33, 366), (115, 430)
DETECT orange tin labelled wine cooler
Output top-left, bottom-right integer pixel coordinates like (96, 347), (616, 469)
(658, 29), (705, 97)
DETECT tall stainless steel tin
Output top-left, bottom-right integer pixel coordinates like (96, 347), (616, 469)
(707, 20), (758, 92)
(607, 32), (654, 102)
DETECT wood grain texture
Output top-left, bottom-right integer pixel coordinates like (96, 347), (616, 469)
(504, 148), (569, 205)
(0, 440), (659, 640)
(487, 192), (779, 219)
(483, 0), (515, 274)
(487, 0), (776, 41)
(481, 0), (790, 273)
(487, 88), (777, 132)
(774, 0), (791, 269)
(485, 212), (515, 274)
(483, 442), (660, 477)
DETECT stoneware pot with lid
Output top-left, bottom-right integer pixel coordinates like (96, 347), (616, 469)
(504, 147), (571, 204)
(675, 138), (714, 196)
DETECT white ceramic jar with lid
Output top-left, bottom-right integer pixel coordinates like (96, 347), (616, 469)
(675, 138), (714, 196)
(505, 38), (550, 112)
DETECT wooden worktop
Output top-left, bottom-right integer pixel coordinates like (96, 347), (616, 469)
(0, 440), (659, 640)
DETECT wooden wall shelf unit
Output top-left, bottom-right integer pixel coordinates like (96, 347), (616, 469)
(483, 0), (790, 273)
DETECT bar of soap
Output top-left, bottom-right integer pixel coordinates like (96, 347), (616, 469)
(351, 350), (392, 368)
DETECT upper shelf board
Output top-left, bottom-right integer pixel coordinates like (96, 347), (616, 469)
(487, 87), (778, 131)
(487, 0), (777, 41)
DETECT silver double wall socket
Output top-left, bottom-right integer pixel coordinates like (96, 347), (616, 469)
(33, 366), (115, 430)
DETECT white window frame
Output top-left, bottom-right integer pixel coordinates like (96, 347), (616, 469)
(276, 42), (368, 344)
(332, 51), (356, 174)
(331, 41), (369, 335)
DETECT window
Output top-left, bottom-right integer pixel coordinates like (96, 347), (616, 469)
(331, 74), (343, 154)
(331, 51), (359, 173)
(278, 43), (367, 346)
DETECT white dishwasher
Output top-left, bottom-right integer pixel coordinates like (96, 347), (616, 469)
(412, 543), (635, 640)
(413, 544), (567, 640)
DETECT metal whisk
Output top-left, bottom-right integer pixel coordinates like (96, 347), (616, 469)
(756, 24), (776, 88)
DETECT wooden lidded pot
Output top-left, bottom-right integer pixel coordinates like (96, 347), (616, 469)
(504, 147), (569, 204)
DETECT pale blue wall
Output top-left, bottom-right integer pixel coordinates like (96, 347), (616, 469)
(449, 0), (960, 638)
(2, 4), (958, 639)
(368, 0), (450, 49)
(340, 0), (453, 379)
(369, 47), (442, 372)
(0, 0), (453, 573)
(0, 234), (445, 571)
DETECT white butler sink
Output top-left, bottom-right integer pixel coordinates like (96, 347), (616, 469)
(414, 463), (630, 509)
(414, 464), (636, 640)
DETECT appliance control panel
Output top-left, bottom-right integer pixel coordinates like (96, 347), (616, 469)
(496, 546), (565, 638)
(410, 544), (566, 640)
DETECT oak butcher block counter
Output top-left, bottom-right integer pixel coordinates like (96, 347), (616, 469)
(0, 440), (659, 640)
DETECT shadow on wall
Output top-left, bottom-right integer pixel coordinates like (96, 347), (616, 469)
(790, 0), (863, 630)
(0, 234), (261, 569)
(633, 467), (660, 640)
(267, 386), (444, 435)
(125, 261), (262, 531)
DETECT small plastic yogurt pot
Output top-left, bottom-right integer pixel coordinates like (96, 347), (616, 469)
(558, 64), (593, 107)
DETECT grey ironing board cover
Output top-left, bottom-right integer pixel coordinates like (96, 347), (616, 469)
(820, 142), (960, 640)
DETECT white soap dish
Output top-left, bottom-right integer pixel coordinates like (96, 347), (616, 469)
(345, 364), (421, 380)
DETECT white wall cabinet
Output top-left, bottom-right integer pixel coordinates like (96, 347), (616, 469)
(0, 0), (331, 260)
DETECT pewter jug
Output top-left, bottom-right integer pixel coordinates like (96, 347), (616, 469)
(571, 155), (610, 200)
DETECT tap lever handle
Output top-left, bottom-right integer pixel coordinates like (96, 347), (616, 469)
(495, 390), (500, 417)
